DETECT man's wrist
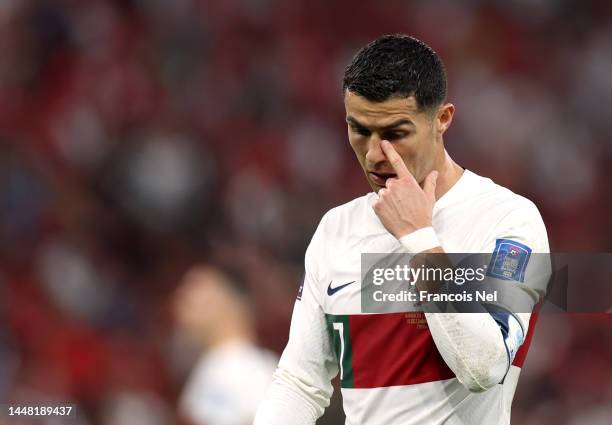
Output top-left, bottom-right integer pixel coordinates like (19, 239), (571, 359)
(399, 227), (441, 253)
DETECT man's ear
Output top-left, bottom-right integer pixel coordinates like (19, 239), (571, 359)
(436, 103), (455, 135)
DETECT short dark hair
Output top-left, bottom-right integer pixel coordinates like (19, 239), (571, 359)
(342, 34), (447, 111)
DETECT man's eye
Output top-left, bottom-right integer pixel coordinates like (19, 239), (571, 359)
(352, 127), (371, 136)
(384, 132), (407, 140)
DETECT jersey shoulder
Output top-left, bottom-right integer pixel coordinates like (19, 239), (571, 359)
(307, 192), (382, 268)
(466, 171), (548, 252)
(317, 192), (380, 239)
(467, 170), (543, 222)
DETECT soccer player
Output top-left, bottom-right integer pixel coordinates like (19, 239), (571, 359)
(175, 266), (278, 425)
(254, 35), (549, 425)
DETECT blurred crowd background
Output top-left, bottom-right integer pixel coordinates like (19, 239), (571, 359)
(1, 0), (611, 424)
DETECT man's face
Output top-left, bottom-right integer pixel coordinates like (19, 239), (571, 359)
(344, 91), (443, 192)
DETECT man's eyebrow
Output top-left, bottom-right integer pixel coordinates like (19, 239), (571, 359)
(381, 118), (414, 129)
(346, 116), (366, 127)
(346, 116), (414, 129)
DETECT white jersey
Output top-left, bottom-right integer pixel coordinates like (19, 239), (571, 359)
(181, 340), (278, 425)
(273, 170), (549, 425)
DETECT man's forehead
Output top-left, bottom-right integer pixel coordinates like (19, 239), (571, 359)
(344, 92), (421, 126)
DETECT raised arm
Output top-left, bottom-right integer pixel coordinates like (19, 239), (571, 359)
(372, 140), (549, 393)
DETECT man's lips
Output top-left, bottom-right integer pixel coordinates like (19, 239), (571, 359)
(368, 171), (397, 186)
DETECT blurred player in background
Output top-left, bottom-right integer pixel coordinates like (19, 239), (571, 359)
(254, 35), (550, 424)
(175, 266), (277, 425)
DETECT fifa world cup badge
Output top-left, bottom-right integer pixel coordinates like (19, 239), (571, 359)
(488, 239), (532, 283)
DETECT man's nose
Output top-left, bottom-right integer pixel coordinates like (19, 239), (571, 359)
(365, 135), (387, 166)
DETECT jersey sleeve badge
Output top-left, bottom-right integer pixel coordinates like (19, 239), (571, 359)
(487, 239), (532, 282)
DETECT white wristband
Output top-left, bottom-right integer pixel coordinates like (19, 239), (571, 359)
(399, 227), (441, 253)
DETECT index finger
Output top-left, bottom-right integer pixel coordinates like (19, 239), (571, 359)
(380, 140), (412, 180)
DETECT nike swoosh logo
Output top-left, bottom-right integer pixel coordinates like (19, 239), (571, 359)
(327, 280), (356, 296)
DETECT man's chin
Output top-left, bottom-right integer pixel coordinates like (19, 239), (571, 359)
(367, 180), (385, 193)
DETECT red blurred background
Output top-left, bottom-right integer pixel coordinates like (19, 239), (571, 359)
(1, 1), (611, 424)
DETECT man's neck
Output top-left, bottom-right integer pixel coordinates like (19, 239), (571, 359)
(207, 322), (255, 349)
(433, 150), (464, 201)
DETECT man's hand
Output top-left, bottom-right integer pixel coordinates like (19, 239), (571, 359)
(372, 140), (438, 239)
